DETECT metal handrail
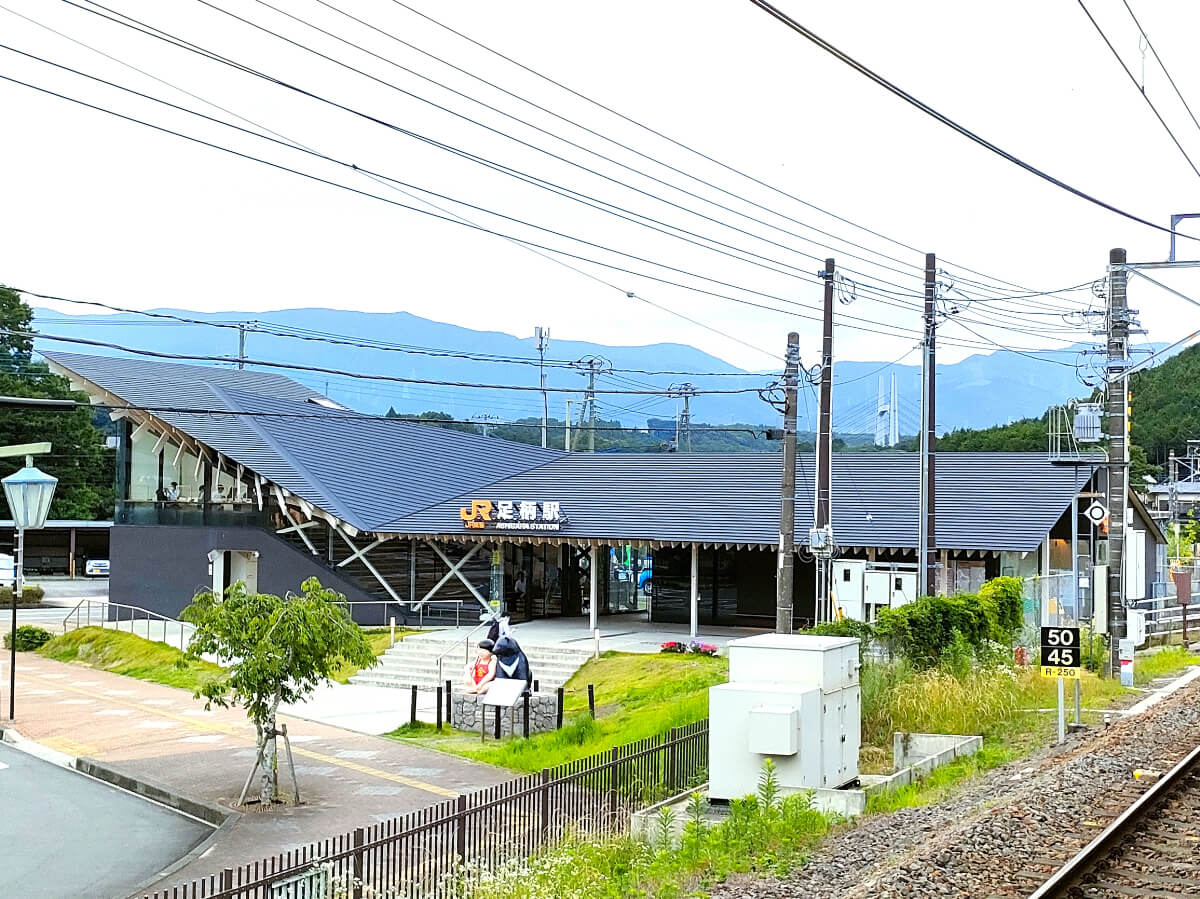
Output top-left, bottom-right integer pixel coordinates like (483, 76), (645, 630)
(435, 618), (495, 684)
(61, 597), (197, 651)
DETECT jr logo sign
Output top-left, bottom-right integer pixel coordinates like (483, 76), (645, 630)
(459, 500), (494, 529)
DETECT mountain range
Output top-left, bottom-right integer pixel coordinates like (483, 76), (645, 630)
(31, 307), (1146, 433)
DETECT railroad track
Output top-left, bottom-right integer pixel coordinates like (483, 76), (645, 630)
(1028, 741), (1200, 898)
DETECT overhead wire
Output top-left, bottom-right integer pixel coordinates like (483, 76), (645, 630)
(18, 328), (777, 395)
(1118, 0), (1200, 139)
(1075, 0), (1200, 181)
(9, 5), (1106, 360)
(382, 0), (1078, 301)
(4, 73), (1034, 353)
(72, 0), (930, 299)
(746, 0), (1200, 241)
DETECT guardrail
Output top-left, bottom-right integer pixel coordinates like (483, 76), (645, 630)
(58, 598), (477, 654)
(61, 598), (197, 651)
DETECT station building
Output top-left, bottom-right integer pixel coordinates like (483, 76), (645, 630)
(45, 351), (1166, 631)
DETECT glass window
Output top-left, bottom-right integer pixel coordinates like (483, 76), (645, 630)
(128, 427), (161, 501)
(162, 448), (203, 502)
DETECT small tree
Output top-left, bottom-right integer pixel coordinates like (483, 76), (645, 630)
(182, 577), (376, 806)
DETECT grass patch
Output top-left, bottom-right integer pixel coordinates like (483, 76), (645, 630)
(1134, 646), (1200, 684)
(328, 627), (416, 684)
(866, 739), (1022, 813)
(389, 651), (726, 771)
(459, 763), (830, 899)
(38, 627), (226, 692)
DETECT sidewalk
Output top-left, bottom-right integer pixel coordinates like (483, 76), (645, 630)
(1, 654), (512, 892)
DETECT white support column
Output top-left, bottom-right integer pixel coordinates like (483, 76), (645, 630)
(589, 546), (599, 633)
(690, 543), (700, 639)
(1041, 530), (1053, 626)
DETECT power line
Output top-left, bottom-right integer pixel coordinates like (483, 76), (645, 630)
(1119, 0), (1200, 140)
(746, 0), (1200, 241)
(70, 0), (928, 299)
(21, 328), (775, 395)
(0, 4), (788, 367)
(0, 395), (773, 435)
(7, 74), (1034, 353)
(237, 0), (930, 290)
(7, 29), (1095, 358)
(1075, 0), (1200, 181)
(20, 288), (775, 378)
(382, 0), (1067, 299)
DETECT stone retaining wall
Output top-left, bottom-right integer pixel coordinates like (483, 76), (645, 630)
(452, 692), (558, 736)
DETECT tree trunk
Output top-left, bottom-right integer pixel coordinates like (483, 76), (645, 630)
(260, 696), (280, 805)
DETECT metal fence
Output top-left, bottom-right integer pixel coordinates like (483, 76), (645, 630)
(141, 720), (709, 899)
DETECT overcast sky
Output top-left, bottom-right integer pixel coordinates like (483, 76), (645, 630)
(3, 0), (1200, 377)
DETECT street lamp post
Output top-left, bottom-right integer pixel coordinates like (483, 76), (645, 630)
(3, 455), (57, 721)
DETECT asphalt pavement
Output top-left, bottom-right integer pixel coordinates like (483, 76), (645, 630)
(0, 741), (212, 899)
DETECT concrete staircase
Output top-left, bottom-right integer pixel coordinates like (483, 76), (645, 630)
(350, 632), (592, 693)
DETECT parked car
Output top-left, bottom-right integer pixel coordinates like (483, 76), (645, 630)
(84, 559), (110, 578)
(0, 553), (13, 582)
(638, 565), (653, 596)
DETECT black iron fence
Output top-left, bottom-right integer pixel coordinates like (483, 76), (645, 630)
(142, 719), (709, 899)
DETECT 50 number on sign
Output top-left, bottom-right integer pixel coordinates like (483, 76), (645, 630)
(1040, 626), (1081, 679)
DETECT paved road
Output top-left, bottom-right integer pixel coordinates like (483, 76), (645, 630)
(0, 742), (211, 899)
(5, 655), (513, 891)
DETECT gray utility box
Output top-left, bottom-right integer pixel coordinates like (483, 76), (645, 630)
(709, 634), (860, 801)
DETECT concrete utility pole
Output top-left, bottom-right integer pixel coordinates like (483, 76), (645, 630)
(565, 399), (572, 452)
(237, 323), (247, 370)
(536, 327), (550, 449)
(918, 253), (938, 596)
(813, 260), (836, 623)
(1106, 247), (1130, 676)
(776, 331), (801, 634)
(670, 383), (696, 452)
(574, 356), (609, 453)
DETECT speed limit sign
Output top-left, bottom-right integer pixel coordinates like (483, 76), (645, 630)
(1040, 626), (1081, 678)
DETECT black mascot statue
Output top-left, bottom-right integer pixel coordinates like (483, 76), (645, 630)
(492, 635), (532, 687)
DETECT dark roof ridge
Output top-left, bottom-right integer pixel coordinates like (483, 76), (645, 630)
(204, 382), (360, 525)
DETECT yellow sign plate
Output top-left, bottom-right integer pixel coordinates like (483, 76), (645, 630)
(1040, 665), (1080, 679)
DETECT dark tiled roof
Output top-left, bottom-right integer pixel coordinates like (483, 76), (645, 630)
(45, 351), (561, 531)
(383, 452), (1100, 552)
(46, 352), (1111, 551)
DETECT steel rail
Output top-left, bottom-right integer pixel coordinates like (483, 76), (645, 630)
(1028, 739), (1200, 897)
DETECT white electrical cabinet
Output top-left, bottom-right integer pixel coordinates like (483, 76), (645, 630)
(832, 560), (865, 621)
(709, 634), (861, 801)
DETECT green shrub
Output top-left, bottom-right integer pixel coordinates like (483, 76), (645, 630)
(0, 585), (45, 606)
(4, 624), (53, 651)
(803, 618), (873, 659)
(874, 577), (1023, 667)
(978, 576), (1023, 635)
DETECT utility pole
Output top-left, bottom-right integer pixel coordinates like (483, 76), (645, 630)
(670, 382), (696, 452)
(565, 399), (572, 452)
(813, 260), (836, 624)
(776, 331), (801, 634)
(574, 356), (609, 453)
(472, 413), (500, 438)
(918, 253), (938, 596)
(236, 320), (258, 370)
(1106, 247), (1130, 677)
(536, 327), (550, 449)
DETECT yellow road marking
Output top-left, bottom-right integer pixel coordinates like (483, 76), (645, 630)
(26, 666), (459, 798)
(292, 746), (458, 798)
(42, 736), (100, 757)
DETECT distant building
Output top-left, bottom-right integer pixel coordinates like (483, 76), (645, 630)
(47, 351), (1164, 629)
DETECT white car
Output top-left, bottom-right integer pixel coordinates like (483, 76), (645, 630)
(0, 553), (12, 582)
(84, 559), (110, 578)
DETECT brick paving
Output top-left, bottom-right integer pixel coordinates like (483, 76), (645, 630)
(2, 653), (511, 892)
